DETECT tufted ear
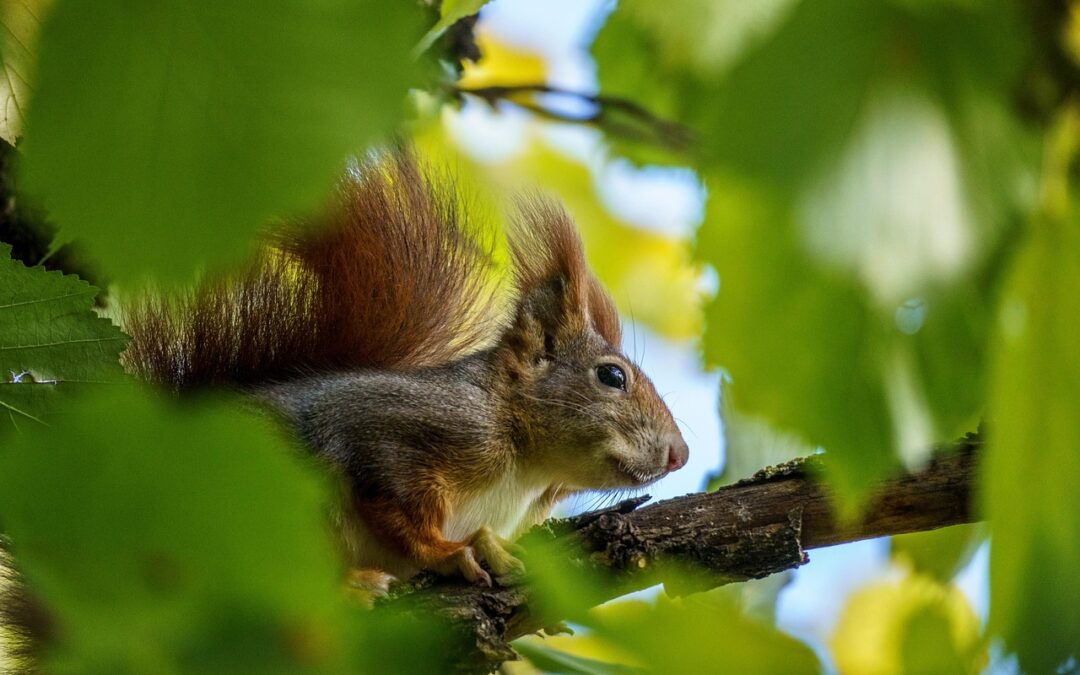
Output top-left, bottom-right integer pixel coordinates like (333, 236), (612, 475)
(503, 198), (622, 361)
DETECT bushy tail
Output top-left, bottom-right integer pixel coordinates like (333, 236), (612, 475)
(1, 546), (50, 674)
(122, 150), (501, 390)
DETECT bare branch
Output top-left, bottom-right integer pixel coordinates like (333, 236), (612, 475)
(450, 83), (697, 152)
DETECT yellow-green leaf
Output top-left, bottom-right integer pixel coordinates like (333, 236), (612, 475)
(985, 213), (1080, 672)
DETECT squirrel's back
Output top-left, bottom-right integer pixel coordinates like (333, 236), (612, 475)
(122, 150), (500, 389)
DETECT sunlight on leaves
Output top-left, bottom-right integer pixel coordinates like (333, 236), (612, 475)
(0, 244), (126, 434)
(0, 0), (49, 143)
(831, 572), (982, 675)
(19, 0), (422, 281)
(798, 86), (976, 307)
(590, 594), (818, 674)
(609, 0), (796, 79)
(458, 30), (547, 89)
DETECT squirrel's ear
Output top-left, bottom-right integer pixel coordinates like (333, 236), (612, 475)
(505, 198), (621, 360)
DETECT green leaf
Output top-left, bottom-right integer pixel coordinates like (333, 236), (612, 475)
(890, 524), (984, 582)
(589, 594), (819, 674)
(595, 0), (1028, 182)
(698, 176), (895, 504)
(0, 244), (127, 433)
(985, 213), (1080, 672)
(515, 641), (641, 675)
(832, 573), (982, 674)
(0, 389), (346, 672)
(19, 0), (423, 281)
(899, 606), (974, 675)
(416, 0), (491, 55)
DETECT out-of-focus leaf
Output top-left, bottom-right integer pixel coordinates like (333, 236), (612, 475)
(709, 380), (815, 491)
(985, 209), (1080, 672)
(637, 1), (1031, 502)
(417, 0), (491, 55)
(0, 390), (346, 671)
(588, 593), (818, 674)
(509, 625), (644, 675)
(605, 0), (797, 79)
(698, 153), (1003, 504)
(704, 574), (795, 625)
(890, 524), (984, 583)
(831, 573), (982, 675)
(899, 606), (972, 675)
(19, 0), (422, 281)
(514, 641), (640, 675)
(0, 0), (49, 143)
(698, 174), (894, 505)
(0, 244), (126, 434)
(595, 0), (1027, 184)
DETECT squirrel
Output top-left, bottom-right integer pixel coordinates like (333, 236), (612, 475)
(120, 148), (690, 590)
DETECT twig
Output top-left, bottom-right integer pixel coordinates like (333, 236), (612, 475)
(451, 83), (696, 152)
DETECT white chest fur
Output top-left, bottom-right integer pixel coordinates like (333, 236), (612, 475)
(441, 470), (548, 542)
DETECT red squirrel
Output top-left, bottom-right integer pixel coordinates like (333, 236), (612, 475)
(122, 149), (689, 590)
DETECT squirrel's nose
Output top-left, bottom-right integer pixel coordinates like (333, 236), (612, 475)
(666, 436), (689, 472)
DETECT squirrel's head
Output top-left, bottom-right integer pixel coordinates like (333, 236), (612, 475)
(499, 200), (689, 490)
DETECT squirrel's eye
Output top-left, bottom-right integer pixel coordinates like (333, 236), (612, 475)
(596, 364), (627, 391)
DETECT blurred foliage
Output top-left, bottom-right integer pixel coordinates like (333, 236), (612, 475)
(831, 571), (982, 675)
(0, 389), (451, 673)
(890, 524), (984, 583)
(0, 0), (1078, 672)
(416, 0), (492, 55)
(18, 0), (424, 282)
(0, 244), (127, 433)
(514, 590), (818, 675)
(984, 106), (1080, 673)
(706, 380), (812, 490)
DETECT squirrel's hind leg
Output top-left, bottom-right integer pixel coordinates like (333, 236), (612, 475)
(354, 492), (524, 587)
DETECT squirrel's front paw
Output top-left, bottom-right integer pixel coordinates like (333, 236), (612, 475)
(470, 525), (526, 586)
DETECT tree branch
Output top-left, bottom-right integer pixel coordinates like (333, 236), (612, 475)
(381, 433), (981, 673)
(450, 83), (696, 152)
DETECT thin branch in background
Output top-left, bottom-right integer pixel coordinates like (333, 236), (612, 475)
(451, 83), (697, 153)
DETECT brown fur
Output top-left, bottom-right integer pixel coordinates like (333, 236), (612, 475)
(122, 150), (499, 389)
(1, 545), (51, 673)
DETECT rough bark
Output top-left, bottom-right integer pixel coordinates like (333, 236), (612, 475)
(381, 433), (981, 673)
